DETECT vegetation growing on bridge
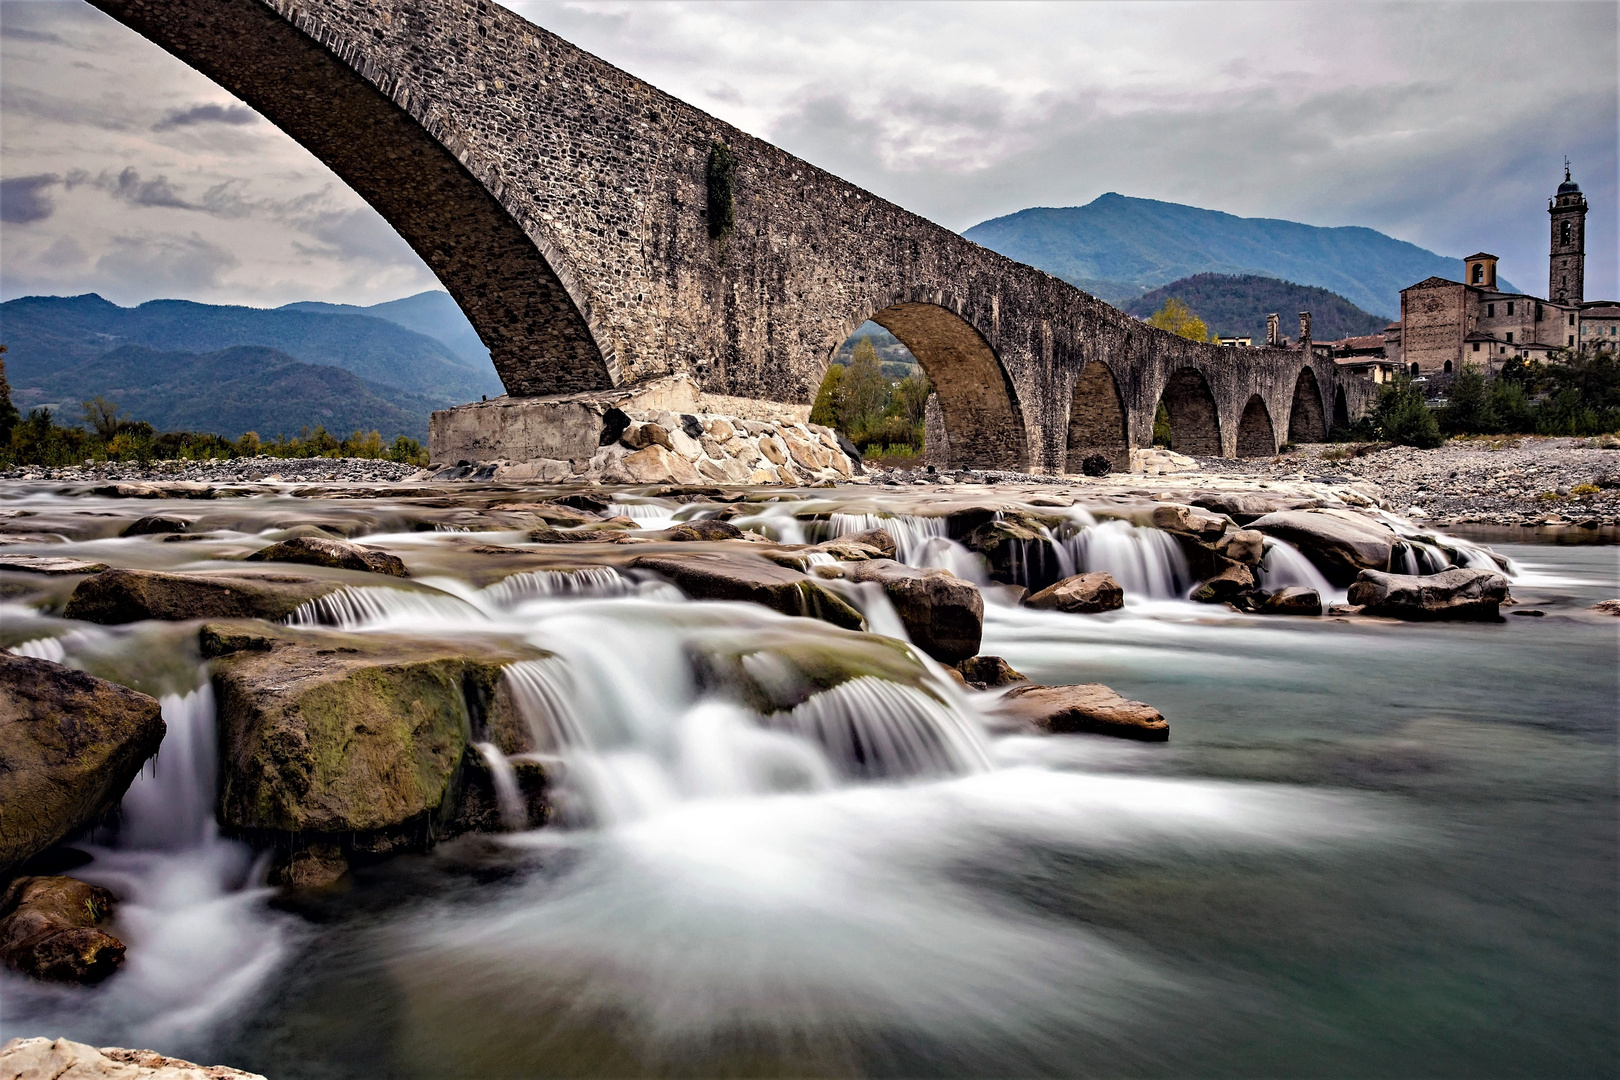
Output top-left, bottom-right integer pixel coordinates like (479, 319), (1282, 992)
(811, 337), (931, 460)
(706, 142), (737, 241)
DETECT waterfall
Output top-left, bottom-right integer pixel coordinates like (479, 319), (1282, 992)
(823, 513), (949, 563)
(763, 677), (992, 781)
(473, 742), (527, 831)
(610, 499), (680, 529)
(285, 585), (481, 630)
(483, 567), (633, 608)
(1254, 539), (1338, 598)
(10, 635), (67, 662)
(119, 684), (219, 850)
(1061, 520), (1191, 599)
(502, 657), (595, 754)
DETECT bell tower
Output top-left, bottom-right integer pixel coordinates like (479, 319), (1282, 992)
(1549, 159), (1587, 303)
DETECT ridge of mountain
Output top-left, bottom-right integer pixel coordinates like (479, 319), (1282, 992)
(1123, 274), (1389, 343)
(963, 193), (1517, 318)
(280, 290), (493, 369)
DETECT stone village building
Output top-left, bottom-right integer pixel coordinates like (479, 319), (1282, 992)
(1388, 166), (1614, 377)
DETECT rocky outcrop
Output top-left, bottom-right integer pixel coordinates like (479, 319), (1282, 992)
(997, 683), (1169, 741)
(0, 1037), (266, 1079)
(205, 624), (539, 880)
(0, 876), (124, 983)
(1260, 587), (1323, 616)
(1346, 568), (1510, 621)
(818, 559), (983, 663)
(631, 552), (864, 630)
(63, 569), (343, 624)
(0, 655), (165, 879)
(1025, 572), (1124, 614)
(246, 536), (408, 577)
(1246, 509), (1398, 584)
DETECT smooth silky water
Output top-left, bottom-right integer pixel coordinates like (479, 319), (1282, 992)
(0, 484), (1614, 1078)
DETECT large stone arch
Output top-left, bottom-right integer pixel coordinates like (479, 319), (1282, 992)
(89, 0), (611, 396)
(1236, 394), (1277, 457)
(1158, 368), (1221, 456)
(1333, 385), (1351, 431)
(1065, 360), (1129, 472)
(849, 300), (1028, 471)
(1288, 368), (1328, 443)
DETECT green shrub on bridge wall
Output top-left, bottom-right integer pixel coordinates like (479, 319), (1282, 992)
(706, 142), (736, 241)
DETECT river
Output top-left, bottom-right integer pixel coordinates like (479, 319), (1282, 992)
(1, 484), (1614, 1078)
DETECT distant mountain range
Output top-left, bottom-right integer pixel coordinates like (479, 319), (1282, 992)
(0, 290), (503, 440)
(1123, 274), (1389, 343)
(963, 193), (1515, 319)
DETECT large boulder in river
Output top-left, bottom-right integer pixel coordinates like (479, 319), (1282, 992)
(820, 559), (983, 663)
(1150, 503), (1228, 542)
(0, 1037), (265, 1080)
(1025, 572), (1124, 614)
(0, 875), (124, 983)
(1260, 587), (1323, 616)
(246, 535), (407, 577)
(64, 568), (343, 624)
(1191, 561), (1255, 603)
(1191, 492), (1319, 524)
(631, 552), (865, 630)
(0, 655), (165, 878)
(1246, 508), (1397, 585)
(1346, 567), (1510, 621)
(997, 683), (1169, 741)
(207, 625), (535, 865)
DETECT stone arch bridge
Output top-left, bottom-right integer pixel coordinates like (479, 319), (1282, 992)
(92, 0), (1351, 472)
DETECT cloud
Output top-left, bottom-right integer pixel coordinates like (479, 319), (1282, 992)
(152, 102), (258, 131)
(0, 173), (60, 223)
(93, 233), (239, 292)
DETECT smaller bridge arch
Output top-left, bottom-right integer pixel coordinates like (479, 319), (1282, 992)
(1236, 395), (1277, 457)
(1065, 360), (1129, 472)
(1288, 368), (1329, 443)
(1158, 368), (1222, 456)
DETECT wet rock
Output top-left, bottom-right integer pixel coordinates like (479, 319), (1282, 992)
(1025, 572), (1124, 614)
(0, 876), (124, 983)
(1260, 587), (1323, 616)
(210, 626), (536, 846)
(246, 536), (408, 577)
(120, 515), (189, 537)
(1191, 561), (1255, 603)
(1214, 529), (1265, 566)
(997, 682), (1169, 741)
(1246, 508), (1399, 584)
(662, 519), (746, 542)
(957, 513), (1050, 583)
(274, 843), (349, 890)
(621, 421), (674, 451)
(551, 493), (611, 515)
(622, 444), (702, 485)
(631, 552), (865, 630)
(1191, 493), (1317, 524)
(0, 1037), (266, 1079)
(1326, 602), (1364, 616)
(0, 554), (109, 575)
(1150, 503), (1228, 542)
(1346, 567), (1510, 621)
(63, 568), (343, 624)
(527, 526), (643, 545)
(823, 559), (983, 663)
(1590, 599), (1620, 616)
(0, 655), (165, 878)
(838, 527), (897, 559)
(955, 655), (1028, 689)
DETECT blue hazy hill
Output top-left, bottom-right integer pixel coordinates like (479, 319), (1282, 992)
(963, 193), (1516, 319)
(281, 290), (493, 370)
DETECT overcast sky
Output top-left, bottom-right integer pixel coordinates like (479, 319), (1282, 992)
(1, 0), (1614, 310)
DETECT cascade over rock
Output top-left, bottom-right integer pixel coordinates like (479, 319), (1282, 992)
(0, 655), (165, 878)
(818, 559), (984, 663)
(64, 568), (345, 624)
(1246, 509), (1398, 584)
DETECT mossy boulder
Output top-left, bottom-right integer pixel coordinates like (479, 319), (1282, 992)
(0, 875), (124, 983)
(697, 626), (941, 713)
(631, 552), (865, 630)
(817, 559), (983, 663)
(0, 654), (165, 879)
(64, 568), (344, 624)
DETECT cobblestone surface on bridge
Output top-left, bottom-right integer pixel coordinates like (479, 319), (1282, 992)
(93, 0), (1350, 470)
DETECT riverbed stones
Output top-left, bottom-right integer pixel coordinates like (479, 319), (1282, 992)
(820, 559), (983, 663)
(0, 1037), (266, 1080)
(630, 552), (864, 630)
(997, 683), (1169, 741)
(0, 655), (165, 878)
(1346, 567), (1510, 621)
(0, 875), (124, 983)
(63, 568), (344, 624)
(1246, 509), (1398, 584)
(246, 536), (408, 577)
(1025, 572), (1124, 614)
(0, 554), (109, 575)
(1260, 587), (1323, 616)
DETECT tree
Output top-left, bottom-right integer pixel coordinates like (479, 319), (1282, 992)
(1147, 298), (1213, 342)
(0, 346), (19, 449)
(889, 368), (931, 427)
(838, 337), (889, 436)
(81, 396), (127, 443)
(810, 363), (845, 428)
(1441, 363), (1497, 435)
(1374, 372), (1441, 448)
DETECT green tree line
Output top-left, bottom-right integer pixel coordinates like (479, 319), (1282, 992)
(810, 337), (931, 459)
(0, 348), (426, 468)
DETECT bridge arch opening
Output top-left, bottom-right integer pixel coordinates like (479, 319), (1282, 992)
(89, 0), (609, 398)
(811, 323), (930, 465)
(1288, 368), (1328, 443)
(1066, 361), (1128, 473)
(1236, 394), (1276, 457)
(858, 302), (1027, 471)
(1333, 385), (1351, 431)
(1156, 368), (1221, 456)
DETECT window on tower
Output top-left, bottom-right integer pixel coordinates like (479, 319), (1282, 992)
(1472, 264), (1484, 284)
(1561, 221), (1572, 245)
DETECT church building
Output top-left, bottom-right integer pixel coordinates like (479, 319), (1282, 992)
(1390, 165), (1612, 376)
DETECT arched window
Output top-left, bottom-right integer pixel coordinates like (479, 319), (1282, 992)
(1443, 360), (1452, 373)
(1411, 362), (1421, 376)
(1561, 221), (1572, 246)
(1471, 263), (1484, 284)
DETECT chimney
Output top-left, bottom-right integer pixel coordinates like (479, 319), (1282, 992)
(1298, 311), (1312, 350)
(1265, 313), (1281, 347)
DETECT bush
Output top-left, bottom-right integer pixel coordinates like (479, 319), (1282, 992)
(1374, 373), (1441, 449)
(1080, 453), (1111, 477)
(1442, 363), (1498, 435)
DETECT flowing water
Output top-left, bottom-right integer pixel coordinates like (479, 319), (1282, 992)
(0, 483), (1614, 1078)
